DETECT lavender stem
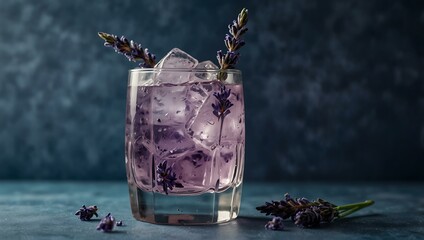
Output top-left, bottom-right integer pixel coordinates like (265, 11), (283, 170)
(218, 116), (225, 145)
(336, 200), (374, 218)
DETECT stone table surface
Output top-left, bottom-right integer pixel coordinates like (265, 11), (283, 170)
(1, 181), (423, 240)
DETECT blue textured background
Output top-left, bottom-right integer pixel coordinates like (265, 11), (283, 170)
(1, 0), (423, 181)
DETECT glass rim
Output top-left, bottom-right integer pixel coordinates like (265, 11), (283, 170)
(129, 68), (242, 74)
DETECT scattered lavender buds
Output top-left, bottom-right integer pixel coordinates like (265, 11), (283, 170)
(256, 193), (374, 228)
(217, 8), (248, 71)
(98, 32), (156, 68)
(75, 205), (98, 221)
(156, 161), (184, 195)
(97, 213), (116, 232)
(265, 217), (285, 231)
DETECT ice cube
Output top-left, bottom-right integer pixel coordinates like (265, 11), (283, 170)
(184, 82), (214, 129)
(187, 83), (244, 149)
(191, 60), (219, 81)
(196, 60), (218, 70)
(155, 48), (198, 69)
(153, 125), (195, 159)
(154, 48), (199, 85)
(170, 148), (214, 192)
(152, 85), (187, 125)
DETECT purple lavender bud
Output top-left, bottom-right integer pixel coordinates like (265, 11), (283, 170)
(238, 8), (248, 26)
(119, 36), (128, 45)
(237, 39), (245, 48)
(227, 23), (233, 32)
(317, 198), (338, 222)
(257, 193), (373, 229)
(156, 161), (184, 195)
(224, 34), (232, 50)
(217, 8), (248, 71)
(97, 213), (116, 232)
(116, 220), (123, 226)
(238, 27), (248, 36)
(294, 206), (322, 228)
(75, 205), (98, 221)
(225, 51), (239, 67)
(216, 50), (224, 66)
(265, 217), (285, 231)
(144, 48), (156, 62)
(98, 32), (156, 68)
(212, 85), (234, 120)
(298, 197), (311, 205)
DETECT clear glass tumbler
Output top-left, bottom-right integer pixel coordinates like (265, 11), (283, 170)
(125, 68), (245, 225)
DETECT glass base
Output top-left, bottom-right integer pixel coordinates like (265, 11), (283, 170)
(128, 182), (243, 225)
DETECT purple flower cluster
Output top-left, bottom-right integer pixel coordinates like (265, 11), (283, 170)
(212, 85), (234, 145)
(294, 206), (322, 228)
(98, 32), (156, 68)
(212, 86), (234, 121)
(96, 213), (116, 232)
(74, 205), (98, 221)
(217, 8), (248, 70)
(156, 161), (183, 195)
(256, 193), (339, 228)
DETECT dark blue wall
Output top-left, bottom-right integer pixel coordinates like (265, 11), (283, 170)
(1, 0), (423, 181)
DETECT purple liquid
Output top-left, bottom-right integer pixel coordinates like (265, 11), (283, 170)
(125, 81), (245, 195)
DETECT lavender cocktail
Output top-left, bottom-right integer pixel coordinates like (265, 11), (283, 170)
(125, 66), (244, 224)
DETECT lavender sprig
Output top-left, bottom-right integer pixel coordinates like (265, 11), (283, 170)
(212, 85), (234, 145)
(98, 32), (156, 68)
(212, 85), (234, 120)
(216, 8), (248, 73)
(156, 161), (184, 195)
(256, 193), (374, 228)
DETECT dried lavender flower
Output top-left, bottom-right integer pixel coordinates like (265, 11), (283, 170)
(156, 160), (184, 195)
(75, 205), (98, 221)
(212, 85), (234, 120)
(265, 217), (285, 231)
(217, 50), (240, 70)
(97, 213), (116, 232)
(256, 193), (308, 219)
(98, 32), (156, 68)
(212, 85), (234, 144)
(294, 206), (322, 228)
(217, 8), (248, 71)
(256, 193), (374, 228)
(316, 198), (339, 223)
(116, 220), (123, 226)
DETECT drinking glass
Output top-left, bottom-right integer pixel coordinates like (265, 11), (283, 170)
(125, 68), (245, 225)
